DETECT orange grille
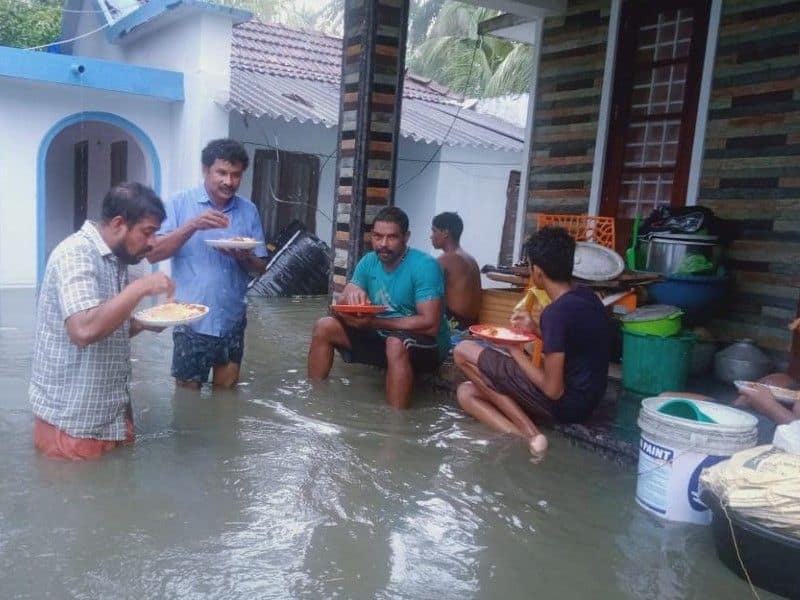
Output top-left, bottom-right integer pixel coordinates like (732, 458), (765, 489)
(536, 214), (616, 250)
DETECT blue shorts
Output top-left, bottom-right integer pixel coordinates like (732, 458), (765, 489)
(171, 320), (246, 383)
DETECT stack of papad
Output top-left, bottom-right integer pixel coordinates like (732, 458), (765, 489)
(700, 445), (800, 536)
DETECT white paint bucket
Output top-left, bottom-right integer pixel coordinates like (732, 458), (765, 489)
(635, 397), (759, 525)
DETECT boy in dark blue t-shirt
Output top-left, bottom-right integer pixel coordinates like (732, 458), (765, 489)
(453, 227), (610, 460)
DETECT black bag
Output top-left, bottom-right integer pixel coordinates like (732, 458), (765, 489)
(639, 205), (719, 237)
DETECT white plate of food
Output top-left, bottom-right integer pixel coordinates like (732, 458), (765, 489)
(205, 236), (264, 250)
(134, 302), (209, 327)
(734, 380), (800, 405)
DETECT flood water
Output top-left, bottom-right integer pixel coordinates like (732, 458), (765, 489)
(0, 289), (771, 599)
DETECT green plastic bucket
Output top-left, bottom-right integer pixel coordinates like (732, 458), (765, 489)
(622, 330), (696, 395)
(621, 305), (683, 337)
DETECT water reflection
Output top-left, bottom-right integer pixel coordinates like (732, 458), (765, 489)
(0, 290), (772, 598)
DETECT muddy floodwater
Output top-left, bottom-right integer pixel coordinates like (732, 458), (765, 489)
(0, 289), (772, 598)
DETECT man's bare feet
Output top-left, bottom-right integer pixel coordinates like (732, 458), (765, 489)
(529, 433), (548, 463)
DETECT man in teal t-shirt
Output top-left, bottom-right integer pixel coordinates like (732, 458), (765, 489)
(308, 207), (449, 409)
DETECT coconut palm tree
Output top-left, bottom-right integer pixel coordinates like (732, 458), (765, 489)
(228, 0), (333, 32)
(239, 0), (533, 97)
(407, 1), (533, 97)
(314, 0), (448, 40)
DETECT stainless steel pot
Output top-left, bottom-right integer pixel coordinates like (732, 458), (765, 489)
(641, 233), (721, 276)
(713, 339), (772, 383)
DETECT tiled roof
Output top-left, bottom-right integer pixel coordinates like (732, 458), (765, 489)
(229, 20), (524, 152)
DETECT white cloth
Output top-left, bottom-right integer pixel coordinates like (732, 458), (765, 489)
(773, 421), (800, 455)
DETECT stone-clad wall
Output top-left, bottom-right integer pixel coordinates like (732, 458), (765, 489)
(527, 0), (800, 352)
(526, 0), (612, 229)
(332, 0), (408, 291)
(699, 0), (800, 350)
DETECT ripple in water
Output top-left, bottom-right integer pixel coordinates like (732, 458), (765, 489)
(0, 292), (763, 599)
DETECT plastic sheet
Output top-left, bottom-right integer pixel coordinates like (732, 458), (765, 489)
(249, 228), (331, 297)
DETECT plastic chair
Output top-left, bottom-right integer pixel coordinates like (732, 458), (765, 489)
(536, 213), (616, 250)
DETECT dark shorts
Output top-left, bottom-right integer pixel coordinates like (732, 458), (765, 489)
(172, 319), (246, 383)
(477, 347), (595, 423)
(336, 327), (442, 373)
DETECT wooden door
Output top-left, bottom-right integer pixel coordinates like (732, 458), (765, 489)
(73, 140), (88, 231)
(275, 153), (319, 236)
(110, 140), (128, 187)
(252, 149), (320, 240)
(600, 0), (711, 252)
(498, 170), (520, 266)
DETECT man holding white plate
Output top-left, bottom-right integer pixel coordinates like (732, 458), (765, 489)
(147, 139), (268, 389)
(30, 183), (174, 460)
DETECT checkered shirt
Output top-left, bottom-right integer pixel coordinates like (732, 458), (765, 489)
(29, 221), (132, 440)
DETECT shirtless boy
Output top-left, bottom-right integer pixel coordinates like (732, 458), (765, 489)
(430, 212), (482, 330)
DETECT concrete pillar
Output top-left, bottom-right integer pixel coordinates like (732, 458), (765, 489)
(330, 0), (409, 292)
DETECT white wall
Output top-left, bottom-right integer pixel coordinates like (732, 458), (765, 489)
(44, 133), (74, 263)
(68, 0), (126, 62)
(44, 122), (147, 257)
(394, 139), (441, 252)
(433, 144), (522, 286)
(229, 112), (339, 242)
(0, 3), (243, 286)
(126, 13), (233, 194)
(0, 79), (174, 287)
(71, 7), (233, 196)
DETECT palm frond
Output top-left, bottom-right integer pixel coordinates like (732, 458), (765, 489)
(429, 1), (498, 39)
(408, 0), (446, 48)
(485, 43), (534, 96)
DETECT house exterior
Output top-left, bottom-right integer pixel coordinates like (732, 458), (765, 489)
(226, 21), (524, 272)
(0, 1), (524, 290)
(2, 0), (796, 360)
(307, 0), (797, 361)
(0, 0), (244, 286)
(506, 0), (800, 357)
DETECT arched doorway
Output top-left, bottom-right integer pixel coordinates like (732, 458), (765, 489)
(37, 112), (161, 282)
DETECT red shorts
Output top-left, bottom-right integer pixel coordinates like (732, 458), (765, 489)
(33, 410), (135, 461)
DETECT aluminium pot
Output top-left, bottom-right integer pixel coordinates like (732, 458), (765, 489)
(641, 233), (721, 276)
(713, 339), (772, 383)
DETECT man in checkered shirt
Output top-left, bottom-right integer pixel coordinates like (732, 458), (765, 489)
(30, 183), (175, 460)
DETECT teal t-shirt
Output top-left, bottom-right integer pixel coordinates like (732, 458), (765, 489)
(351, 248), (450, 358)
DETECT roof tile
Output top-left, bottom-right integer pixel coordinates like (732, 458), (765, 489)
(230, 20), (524, 151)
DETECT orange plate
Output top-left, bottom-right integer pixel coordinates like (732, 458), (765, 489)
(331, 304), (387, 315)
(469, 324), (539, 345)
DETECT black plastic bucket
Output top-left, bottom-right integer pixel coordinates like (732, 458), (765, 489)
(702, 490), (800, 599)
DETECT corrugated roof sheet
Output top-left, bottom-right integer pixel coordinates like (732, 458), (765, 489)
(229, 20), (524, 152)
